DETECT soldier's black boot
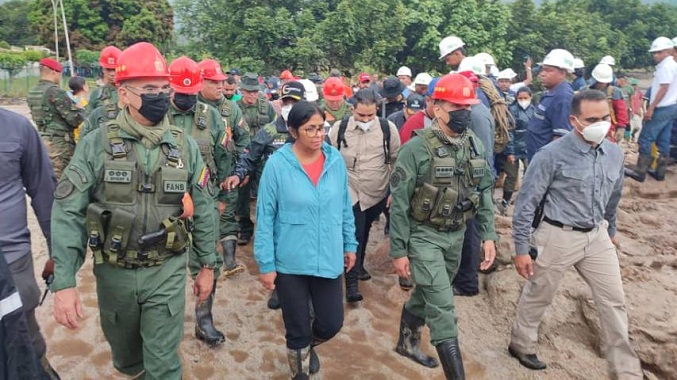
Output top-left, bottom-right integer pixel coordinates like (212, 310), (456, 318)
(309, 336), (327, 374)
(345, 271), (363, 303)
(435, 338), (465, 380)
(195, 280), (225, 346)
(220, 238), (244, 277)
(267, 289), (280, 310)
(395, 306), (439, 368)
(287, 346), (311, 380)
(648, 155), (669, 181)
(624, 154), (653, 182)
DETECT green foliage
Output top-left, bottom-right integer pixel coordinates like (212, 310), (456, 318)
(0, 51), (29, 77)
(0, 41), (10, 49)
(27, 0), (173, 54)
(0, 0), (38, 47)
(75, 49), (99, 66)
(22, 50), (45, 62)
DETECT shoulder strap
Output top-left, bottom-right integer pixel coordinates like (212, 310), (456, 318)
(162, 127), (184, 168)
(337, 117), (350, 150)
(378, 117), (391, 165)
(103, 122), (128, 160)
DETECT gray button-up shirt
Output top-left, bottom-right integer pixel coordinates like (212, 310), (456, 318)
(512, 132), (624, 255)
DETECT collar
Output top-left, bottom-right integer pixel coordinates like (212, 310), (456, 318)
(570, 129), (607, 155)
(117, 108), (179, 145)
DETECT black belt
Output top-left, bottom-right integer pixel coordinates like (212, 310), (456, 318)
(543, 217), (594, 233)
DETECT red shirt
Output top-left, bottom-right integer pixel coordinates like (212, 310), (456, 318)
(302, 153), (325, 186)
(399, 111), (427, 144)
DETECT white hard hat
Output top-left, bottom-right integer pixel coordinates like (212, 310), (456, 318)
(298, 79), (318, 102)
(497, 68), (517, 80)
(649, 37), (674, 53)
(474, 52), (496, 66)
(591, 63), (613, 84)
(396, 66), (412, 77)
(540, 49), (575, 72)
(457, 56), (485, 75)
(599, 55), (616, 66)
(439, 36), (465, 60)
(413, 72), (433, 86)
(489, 65), (500, 77)
(573, 58), (585, 69)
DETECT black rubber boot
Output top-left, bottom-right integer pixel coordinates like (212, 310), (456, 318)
(40, 355), (61, 380)
(624, 154), (653, 182)
(237, 231), (251, 246)
(309, 336), (327, 375)
(267, 289), (280, 310)
(648, 155), (669, 181)
(395, 306), (439, 368)
(436, 338), (465, 380)
(399, 276), (414, 291)
(220, 238), (245, 277)
(345, 271), (363, 303)
(287, 346), (311, 380)
(195, 280), (225, 347)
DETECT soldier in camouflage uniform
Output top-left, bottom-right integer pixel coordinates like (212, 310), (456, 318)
(85, 46), (122, 116)
(196, 59), (251, 277)
(224, 81), (306, 310)
(236, 73), (276, 245)
(27, 58), (85, 180)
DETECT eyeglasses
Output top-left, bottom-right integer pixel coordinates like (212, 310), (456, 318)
(301, 126), (326, 137)
(125, 85), (173, 96)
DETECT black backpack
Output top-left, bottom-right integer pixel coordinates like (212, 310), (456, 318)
(336, 117), (391, 165)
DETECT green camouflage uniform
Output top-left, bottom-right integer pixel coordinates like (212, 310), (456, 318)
(389, 122), (497, 346)
(80, 102), (120, 138)
(27, 79), (85, 179)
(236, 95), (276, 233)
(86, 84), (119, 116)
(50, 109), (218, 379)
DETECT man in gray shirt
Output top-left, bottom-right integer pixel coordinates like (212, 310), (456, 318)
(508, 90), (642, 379)
(0, 108), (59, 378)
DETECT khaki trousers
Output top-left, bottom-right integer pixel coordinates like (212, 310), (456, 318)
(510, 220), (643, 379)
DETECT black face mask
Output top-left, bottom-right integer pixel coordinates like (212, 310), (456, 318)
(447, 109), (471, 134)
(173, 93), (197, 111)
(138, 92), (170, 124)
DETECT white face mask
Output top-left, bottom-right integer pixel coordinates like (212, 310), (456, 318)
(281, 104), (292, 121)
(518, 100), (531, 110)
(356, 119), (374, 132)
(576, 118), (611, 144)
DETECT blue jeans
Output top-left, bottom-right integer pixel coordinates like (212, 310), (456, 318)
(638, 104), (677, 156)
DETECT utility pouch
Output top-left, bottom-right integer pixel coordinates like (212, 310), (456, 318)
(410, 182), (438, 222)
(428, 187), (459, 227)
(468, 159), (486, 186)
(462, 192), (481, 222)
(86, 203), (110, 265)
(156, 166), (189, 205)
(162, 217), (189, 252)
(103, 160), (136, 204)
(104, 208), (136, 264)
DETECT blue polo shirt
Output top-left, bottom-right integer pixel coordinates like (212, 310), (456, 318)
(571, 76), (587, 91)
(526, 81), (574, 160)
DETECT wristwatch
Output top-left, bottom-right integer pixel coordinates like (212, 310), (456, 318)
(201, 264), (216, 270)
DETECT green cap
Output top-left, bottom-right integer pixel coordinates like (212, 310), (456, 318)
(629, 78), (639, 86)
(240, 73), (260, 91)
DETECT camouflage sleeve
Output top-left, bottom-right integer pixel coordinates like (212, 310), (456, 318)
(184, 135), (218, 267)
(50, 132), (102, 291)
(48, 87), (85, 129)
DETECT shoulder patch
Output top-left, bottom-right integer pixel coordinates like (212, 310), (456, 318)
(54, 179), (75, 200)
(390, 166), (406, 188)
(197, 166), (210, 189)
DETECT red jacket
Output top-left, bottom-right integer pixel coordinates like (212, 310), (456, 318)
(399, 110), (431, 144)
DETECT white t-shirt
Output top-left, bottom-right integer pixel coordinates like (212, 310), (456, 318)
(650, 55), (677, 108)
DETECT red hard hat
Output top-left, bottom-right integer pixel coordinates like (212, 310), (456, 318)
(169, 56), (203, 95)
(99, 46), (122, 69)
(322, 77), (345, 101)
(280, 70), (294, 80)
(114, 42), (169, 84)
(457, 70), (479, 88)
(198, 59), (227, 81)
(432, 73), (479, 106)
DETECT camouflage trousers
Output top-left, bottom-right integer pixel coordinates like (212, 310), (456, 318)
(41, 135), (75, 180)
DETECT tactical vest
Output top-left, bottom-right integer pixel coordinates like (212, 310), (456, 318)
(239, 95), (272, 136)
(96, 85), (117, 108)
(27, 81), (70, 132)
(85, 123), (191, 268)
(169, 102), (221, 178)
(263, 122), (290, 158)
(409, 128), (486, 232)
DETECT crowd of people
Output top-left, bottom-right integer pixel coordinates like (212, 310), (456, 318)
(2, 32), (677, 380)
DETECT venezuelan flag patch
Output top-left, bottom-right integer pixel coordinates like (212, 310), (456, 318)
(197, 166), (210, 189)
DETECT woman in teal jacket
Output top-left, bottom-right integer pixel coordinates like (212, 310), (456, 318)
(254, 101), (358, 380)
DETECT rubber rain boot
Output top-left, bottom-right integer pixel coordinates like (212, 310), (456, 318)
(220, 237), (245, 277)
(195, 280), (225, 346)
(395, 306), (439, 368)
(287, 346), (311, 380)
(624, 154), (653, 183)
(436, 338), (465, 380)
(267, 289), (280, 310)
(648, 155), (669, 181)
(345, 271), (363, 303)
(309, 336), (327, 375)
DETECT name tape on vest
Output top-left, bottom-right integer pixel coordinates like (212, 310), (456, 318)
(104, 170), (132, 183)
(164, 180), (187, 193)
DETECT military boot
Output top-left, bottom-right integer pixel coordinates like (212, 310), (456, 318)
(220, 237), (245, 277)
(267, 289), (280, 310)
(40, 355), (61, 380)
(648, 155), (669, 181)
(287, 346), (311, 380)
(345, 271), (363, 303)
(310, 336), (327, 375)
(195, 280), (225, 346)
(395, 306), (439, 368)
(436, 338), (465, 380)
(624, 154), (653, 183)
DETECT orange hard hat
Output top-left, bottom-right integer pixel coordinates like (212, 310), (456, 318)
(114, 42), (169, 84)
(198, 59), (227, 81)
(322, 77), (345, 101)
(432, 73), (479, 106)
(280, 70), (294, 80)
(99, 46), (122, 69)
(169, 56), (203, 95)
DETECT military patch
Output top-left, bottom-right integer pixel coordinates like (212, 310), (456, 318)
(390, 167), (406, 188)
(472, 167), (485, 178)
(197, 167), (210, 189)
(104, 169), (132, 183)
(197, 116), (207, 128)
(164, 180), (187, 193)
(54, 179), (74, 199)
(69, 165), (88, 185)
(435, 166), (454, 178)
(221, 107), (231, 117)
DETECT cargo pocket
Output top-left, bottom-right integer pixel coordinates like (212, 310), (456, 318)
(103, 160), (136, 204)
(410, 183), (439, 222)
(409, 258), (445, 287)
(156, 166), (189, 205)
